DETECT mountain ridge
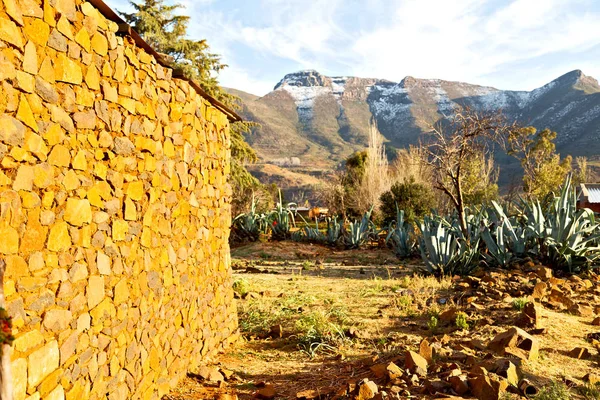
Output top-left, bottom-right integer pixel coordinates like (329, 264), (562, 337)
(228, 69), (600, 199)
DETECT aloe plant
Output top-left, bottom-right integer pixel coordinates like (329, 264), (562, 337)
(385, 206), (414, 258)
(343, 207), (377, 249)
(325, 216), (342, 246)
(268, 190), (296, 240)
(419, 215), (478, 276)
(232, 196), (266, 242)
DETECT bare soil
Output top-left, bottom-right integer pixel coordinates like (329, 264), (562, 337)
(165, 241), (600, 400)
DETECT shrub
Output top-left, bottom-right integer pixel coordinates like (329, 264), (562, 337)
(232, 278), (250, 297)
(380, 178), (435, 225)
(455, 312), (469, 330)
(512, 298), (529, 311)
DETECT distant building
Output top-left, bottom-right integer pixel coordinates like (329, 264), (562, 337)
(578, 184), (600, 213)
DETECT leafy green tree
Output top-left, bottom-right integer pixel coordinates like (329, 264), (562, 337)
(379, 178), (435, 225)
(120, 0), (261, 213)
(507, 127), (572, 199)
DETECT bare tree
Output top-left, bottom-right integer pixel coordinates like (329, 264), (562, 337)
(357, 120), (392, 215)
(423, 108), (515, 238)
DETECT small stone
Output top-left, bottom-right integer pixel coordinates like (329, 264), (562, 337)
(3, 0), (24, 26)
(494, 359), (519, 386)
(532, 281), (547, 300)
(386, 362), (404, 380)
(127, 181), (145, 201)
(48, 144), (71, 167)
(85, 64), (100, 90)
(592, 317), (600, 326)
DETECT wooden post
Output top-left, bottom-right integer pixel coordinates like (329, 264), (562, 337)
(0, 259), (13, 400)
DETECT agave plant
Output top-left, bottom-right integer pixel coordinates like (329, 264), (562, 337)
(325, 216), (342, 246)
(268, 190), (296, 240)
(385, 206), (414, 258)
(343, 207), (377, 249)
(481, 201), (530, 267)
(419, 215), (478, 276)
(292, 216), (326, 243)
(232, 196), (266, 242)
(542, 175), (600, 272)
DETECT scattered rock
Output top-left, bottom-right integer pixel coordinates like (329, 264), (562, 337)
(254, 384), (276, 399)
(568, 347), (590, 360)
(516, 302), (541, 329)
(592, 317), (600, 326)
(419, 338), (433, 365)
(405, 351), (428, 377)
(356, 379), (378, 400)
(487, 327), (539, 361)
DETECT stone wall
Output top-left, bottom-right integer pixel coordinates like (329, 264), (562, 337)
(0, 0), (238, 399)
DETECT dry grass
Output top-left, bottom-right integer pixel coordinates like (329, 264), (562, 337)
(168, 242), (600, 400)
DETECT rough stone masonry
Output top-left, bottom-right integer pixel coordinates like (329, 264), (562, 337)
(0, 0), (239, 398)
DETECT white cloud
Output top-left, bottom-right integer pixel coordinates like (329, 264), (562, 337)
(105, 0), (600, 94)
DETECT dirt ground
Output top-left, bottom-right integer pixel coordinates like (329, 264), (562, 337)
(165, 241), (600, 400)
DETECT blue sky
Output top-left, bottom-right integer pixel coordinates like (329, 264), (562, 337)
(107, 0), (600, 96)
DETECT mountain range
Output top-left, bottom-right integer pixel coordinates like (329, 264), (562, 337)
(229, 69), (600, 200)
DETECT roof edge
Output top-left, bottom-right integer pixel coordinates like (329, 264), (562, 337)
(88, 0), (242, 123)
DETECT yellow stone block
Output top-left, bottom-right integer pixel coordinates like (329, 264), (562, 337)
(47, 221), (71, 252)
(45, 384), (64, 400)
(64, 198), (92, 226)
(112, 220), (128, 241)
(38, 368), (64, 397)
(127, 181), (145, 201)
(23, 17), (49, 47)
(43, 123), (64, 146)
(55, 53), (82, 84)
(47, 144), (71, 167)
(94, 163), (108, 180)
(23, 41), (38, 74)
(0, 17), (24, 48)
(28, 340), (59, 391)
(43, 0), (56, 27)
(75, 27), (90, 52)
(16, 70), (34, 93)
(118, 96), (136, 114)
(12, 358), (27, 400)
(56, 16), (73, 39)
(21, 191), (41, 208)
(0, 224), (19, 254)
(84, 64), (100, 90)
(62, 170), (79, 191)
(0, 171), (11, 186)
(72, 150), (87, 170)
(91, 32), (108, 56)
(113, 278), (129, 305)
(5, 254), (28, 277)
(14, 329), (44, 353)
(39, 56), (55, 83)
(124, 196), (136, 220)
(42, 191), (55, 208)
(25, 132), (48, 161)
(16, 94), (38, 132)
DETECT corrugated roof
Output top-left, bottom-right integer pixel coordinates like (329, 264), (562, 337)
(88, 0), (242, 122)
(586, 186), (600, 203)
